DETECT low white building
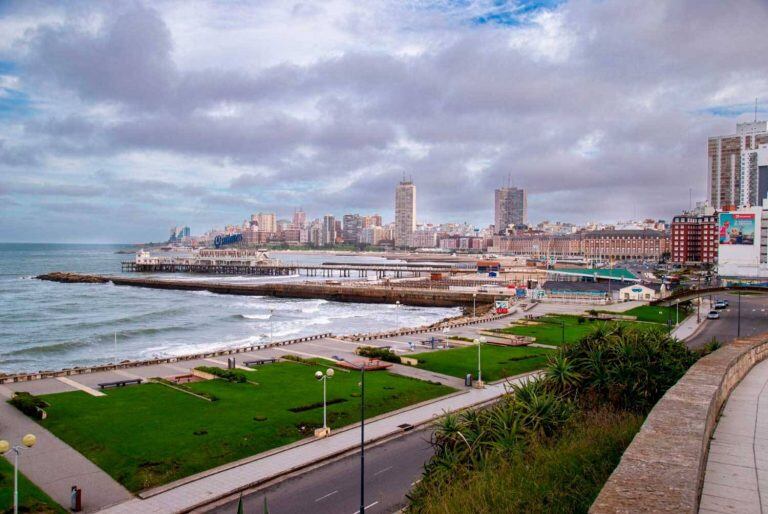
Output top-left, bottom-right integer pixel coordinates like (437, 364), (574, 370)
(717, 206), (768, 284)
(617, 283), (666, 302)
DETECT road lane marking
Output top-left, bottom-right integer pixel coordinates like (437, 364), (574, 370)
(314, 490), (338, 502)
(373, 465), (393, 476)
(353, 501), (379, 513)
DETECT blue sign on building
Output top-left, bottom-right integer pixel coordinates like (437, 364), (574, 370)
(214, 233), (243, 248)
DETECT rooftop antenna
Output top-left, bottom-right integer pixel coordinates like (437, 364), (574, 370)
(756, 97), (759, 122)
(507, 172), (511, 188)
(689, 188), (692, 211)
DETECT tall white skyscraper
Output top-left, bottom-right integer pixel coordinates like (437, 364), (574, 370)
(395, 179), (416, 248)
(494, 186), (527, 234)
(708, 120), (768, 209)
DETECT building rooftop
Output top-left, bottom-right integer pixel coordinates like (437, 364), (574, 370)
(548, 268), (640, 281)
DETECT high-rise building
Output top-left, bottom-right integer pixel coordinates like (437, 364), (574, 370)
(395, 180), (416, 248)
(342, 214), (361, 244)
(494, 186), (527, 234)
(322, 215), (336, 247)
(671, 206), (718, 265)
(708, 121), (768, 209)
(252, 213), (277, 233)
(292, 209), (307, 229)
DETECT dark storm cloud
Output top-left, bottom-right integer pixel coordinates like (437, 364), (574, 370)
(1, 0), (767, 242)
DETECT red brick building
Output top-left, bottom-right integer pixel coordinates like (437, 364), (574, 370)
(671, 213), (718, 265)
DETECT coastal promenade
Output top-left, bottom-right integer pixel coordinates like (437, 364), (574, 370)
(2, 299), (647, 512)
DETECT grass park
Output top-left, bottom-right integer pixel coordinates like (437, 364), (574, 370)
(35, 361), (454, 492)
(0, 457), (65, 514)
(411, 344), (553, 382)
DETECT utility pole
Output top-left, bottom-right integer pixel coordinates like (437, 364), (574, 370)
(738, 291), (742, 338)
(359, 365), (366, 514)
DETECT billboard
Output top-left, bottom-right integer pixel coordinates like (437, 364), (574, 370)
(719, 213), (755, 245)
(213, 233), (243, 248)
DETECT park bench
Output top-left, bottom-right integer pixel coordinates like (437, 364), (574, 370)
(97, 378), (142, 389)
(243, 358), (277, 367)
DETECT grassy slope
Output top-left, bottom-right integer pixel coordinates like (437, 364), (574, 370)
(0, 457), (65, 514)
(413, 408), (644, 514)
(619, 305), (680, 324)
(38, 362), (453, 492)
(498, 315), (597, 346)
(411, 345), (552, 381)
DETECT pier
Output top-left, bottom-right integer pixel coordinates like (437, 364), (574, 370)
(38, 272), (503, 308)
(121, 261), (463, 278)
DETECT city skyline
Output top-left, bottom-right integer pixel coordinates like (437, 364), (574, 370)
(1, 1), (768, 243)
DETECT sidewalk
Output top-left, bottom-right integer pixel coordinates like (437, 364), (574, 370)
(96, 377), (525, 513)
(671, 299), (712, 341)
(0, 394), (132, 513)
(699, 358), (768, 513)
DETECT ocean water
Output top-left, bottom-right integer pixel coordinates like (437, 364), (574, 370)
(0, 244), (460, 374)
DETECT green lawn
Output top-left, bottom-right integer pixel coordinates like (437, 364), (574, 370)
(0, 457), (65, 514)
(619, 305), (683, 324)
(38, 362), (454, 492)
(498, 311), (678, 347)
(411, 345), (553, 382)
(498, 315), (599, 346)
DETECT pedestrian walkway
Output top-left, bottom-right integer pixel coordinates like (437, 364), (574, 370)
(97, 375), (528, 513)
(672, 299), (712, 341)
(699, 358), (768, 513)
(0, 399), (132, 513)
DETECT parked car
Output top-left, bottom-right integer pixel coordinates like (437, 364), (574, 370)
(707, 310), (720, 320)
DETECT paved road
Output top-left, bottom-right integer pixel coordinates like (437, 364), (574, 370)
(205, 428), (435, 514)
(687, 292), (768, 350)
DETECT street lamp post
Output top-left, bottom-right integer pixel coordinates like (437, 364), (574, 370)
(269, 308), (274, 343)
(359, 364), (366, 514)
(738, 292), (742, 338)
(472, 293), (477, 318)
(395, 301), (400, 326)
(473, 337), (486, 388)
(0, 434), (37, 514)
(314, 368), (335, 437)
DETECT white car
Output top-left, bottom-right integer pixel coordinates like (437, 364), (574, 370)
(707, 310), (720, 320)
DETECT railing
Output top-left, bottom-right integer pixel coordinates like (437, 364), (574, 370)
(0, 333), (333, 384)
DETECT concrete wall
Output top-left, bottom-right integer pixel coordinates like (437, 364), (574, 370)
(591, 332), (768, 513)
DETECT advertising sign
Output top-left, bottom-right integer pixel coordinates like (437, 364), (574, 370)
(494, 300), (509, 314)
(719, 213), (755, 245)
(213, 233), (243, 248)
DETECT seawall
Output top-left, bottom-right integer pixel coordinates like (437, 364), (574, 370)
(37, 272), (503, 307)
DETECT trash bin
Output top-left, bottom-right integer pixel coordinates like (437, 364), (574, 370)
(70, 486), (82, 512)
(465, 374), (473, 387)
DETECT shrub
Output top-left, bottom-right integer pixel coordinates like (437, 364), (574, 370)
(408, 320), (697, 513)
(196, 366), (247, 383)
(9, 392), (48, 419)
(356, 346), (401, 363)
(288, 398), (347, 413)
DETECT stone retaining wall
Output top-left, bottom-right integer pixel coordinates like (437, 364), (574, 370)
(590, 332), (768, 513)
(342, 310), (515, 342)
(0, 333), (333, 384)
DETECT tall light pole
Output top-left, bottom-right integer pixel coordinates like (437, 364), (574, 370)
(0, 434), (37, 514)
(395, 300), (400, 326)
(472, 293), (477, 318)
(473, 337), (486, 388)
(359, 363), (366, 514)
(738, 291), (742, 338)
(314, 368), (335, 437)
(269, 308), (274, 343)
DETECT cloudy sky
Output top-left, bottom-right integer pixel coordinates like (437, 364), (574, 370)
(1, 0), (767, 243)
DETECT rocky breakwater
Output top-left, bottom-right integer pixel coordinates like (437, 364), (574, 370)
(37, 272), (111, 283)
(36, 272), (503, 308)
